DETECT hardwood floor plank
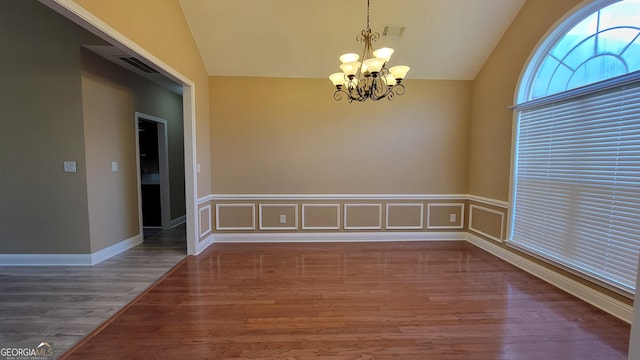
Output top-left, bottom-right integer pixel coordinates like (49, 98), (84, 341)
(61, 241), (629, 359)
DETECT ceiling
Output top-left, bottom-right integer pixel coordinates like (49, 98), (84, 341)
(178, 0), (526, 80)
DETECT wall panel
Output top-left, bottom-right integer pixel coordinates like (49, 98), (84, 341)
(259, 204), (298, 230)
(198, 204), (212, 239)
(386, 203), (424, 230)
(302, 204), (341, 230)
(344, 204), (383, 230)
(427, 203), (465, 230)
(469, 204), (505, 242)
(215, 203), (255, 231)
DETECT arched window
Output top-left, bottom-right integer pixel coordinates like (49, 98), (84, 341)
(511, 0), (640, 293)
(526, 0), (640, 100)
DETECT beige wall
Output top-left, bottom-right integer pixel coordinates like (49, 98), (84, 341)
(210, 77), (471, 194)
(72, 0), (212, 198)
(81, 52), (139, 252)
(468, 0), (583, 201)
(81, 50), (185, 252)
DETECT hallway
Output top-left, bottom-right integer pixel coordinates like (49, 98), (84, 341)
(0, 226), (186, 358)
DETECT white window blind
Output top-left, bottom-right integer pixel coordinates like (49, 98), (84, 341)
(511, 81), (640, 293)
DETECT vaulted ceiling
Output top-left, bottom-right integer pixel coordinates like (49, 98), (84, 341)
(178, 0), (526, 80)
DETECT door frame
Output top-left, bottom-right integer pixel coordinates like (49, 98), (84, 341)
(135, 113), (171, 231)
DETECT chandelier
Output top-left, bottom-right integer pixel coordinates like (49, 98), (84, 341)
(329, 0), (410, 102)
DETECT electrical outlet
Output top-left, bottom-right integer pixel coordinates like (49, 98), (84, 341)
(450, 213), (457, 223)
(279, 215), (286, 224)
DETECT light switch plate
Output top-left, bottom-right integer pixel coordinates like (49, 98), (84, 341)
(112, 162), (118, 172)
(63, 161), (77, 173)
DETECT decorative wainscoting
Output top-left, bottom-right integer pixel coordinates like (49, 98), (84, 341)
(197, 195), (475, 243)
(195, 194), (511, 246)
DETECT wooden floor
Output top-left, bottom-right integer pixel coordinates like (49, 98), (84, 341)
(60, 241), (630, 359)
(0, 226), (186, 359)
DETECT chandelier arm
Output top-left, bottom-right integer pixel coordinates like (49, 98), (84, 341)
(350, 79), (367, 101)
(372, 76), (387, 99)
(346, 83), (361, 102)
(391, 83), (406, 96)
(346, 82), (357, 100)
(386, 90), (396, 101)
(374, 87), (391, 101)
(333, 88), (349, 101)
(369, 76), (378, 98)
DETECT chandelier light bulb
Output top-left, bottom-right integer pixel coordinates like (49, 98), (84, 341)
(339, 61), (361, 77)
(389, 65), (410, 80)
(384, 73), (396, 86)
(329, 72), (346, 87)
(373, 47), (394, 63)
(339, 53), (360, 63)
(363, 58), (385, 73)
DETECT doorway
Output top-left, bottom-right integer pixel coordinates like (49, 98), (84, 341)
(41, 0), (198, 255)
(136, 113), (171, 238)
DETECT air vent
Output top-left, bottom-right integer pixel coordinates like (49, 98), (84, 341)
(119, 57), (159, 73)
(382, 25), (406, 37)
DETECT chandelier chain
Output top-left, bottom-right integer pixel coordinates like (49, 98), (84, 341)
(366, 0), (370, 30)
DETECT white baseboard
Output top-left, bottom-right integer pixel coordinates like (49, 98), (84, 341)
(0, 234), (143, 266)
(196, 233), (215, 255)
(169, 215), (186, 228)
(466, 233), (633, 323)
(90, 234), (143, 265)
(212, 231), (466, 243)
